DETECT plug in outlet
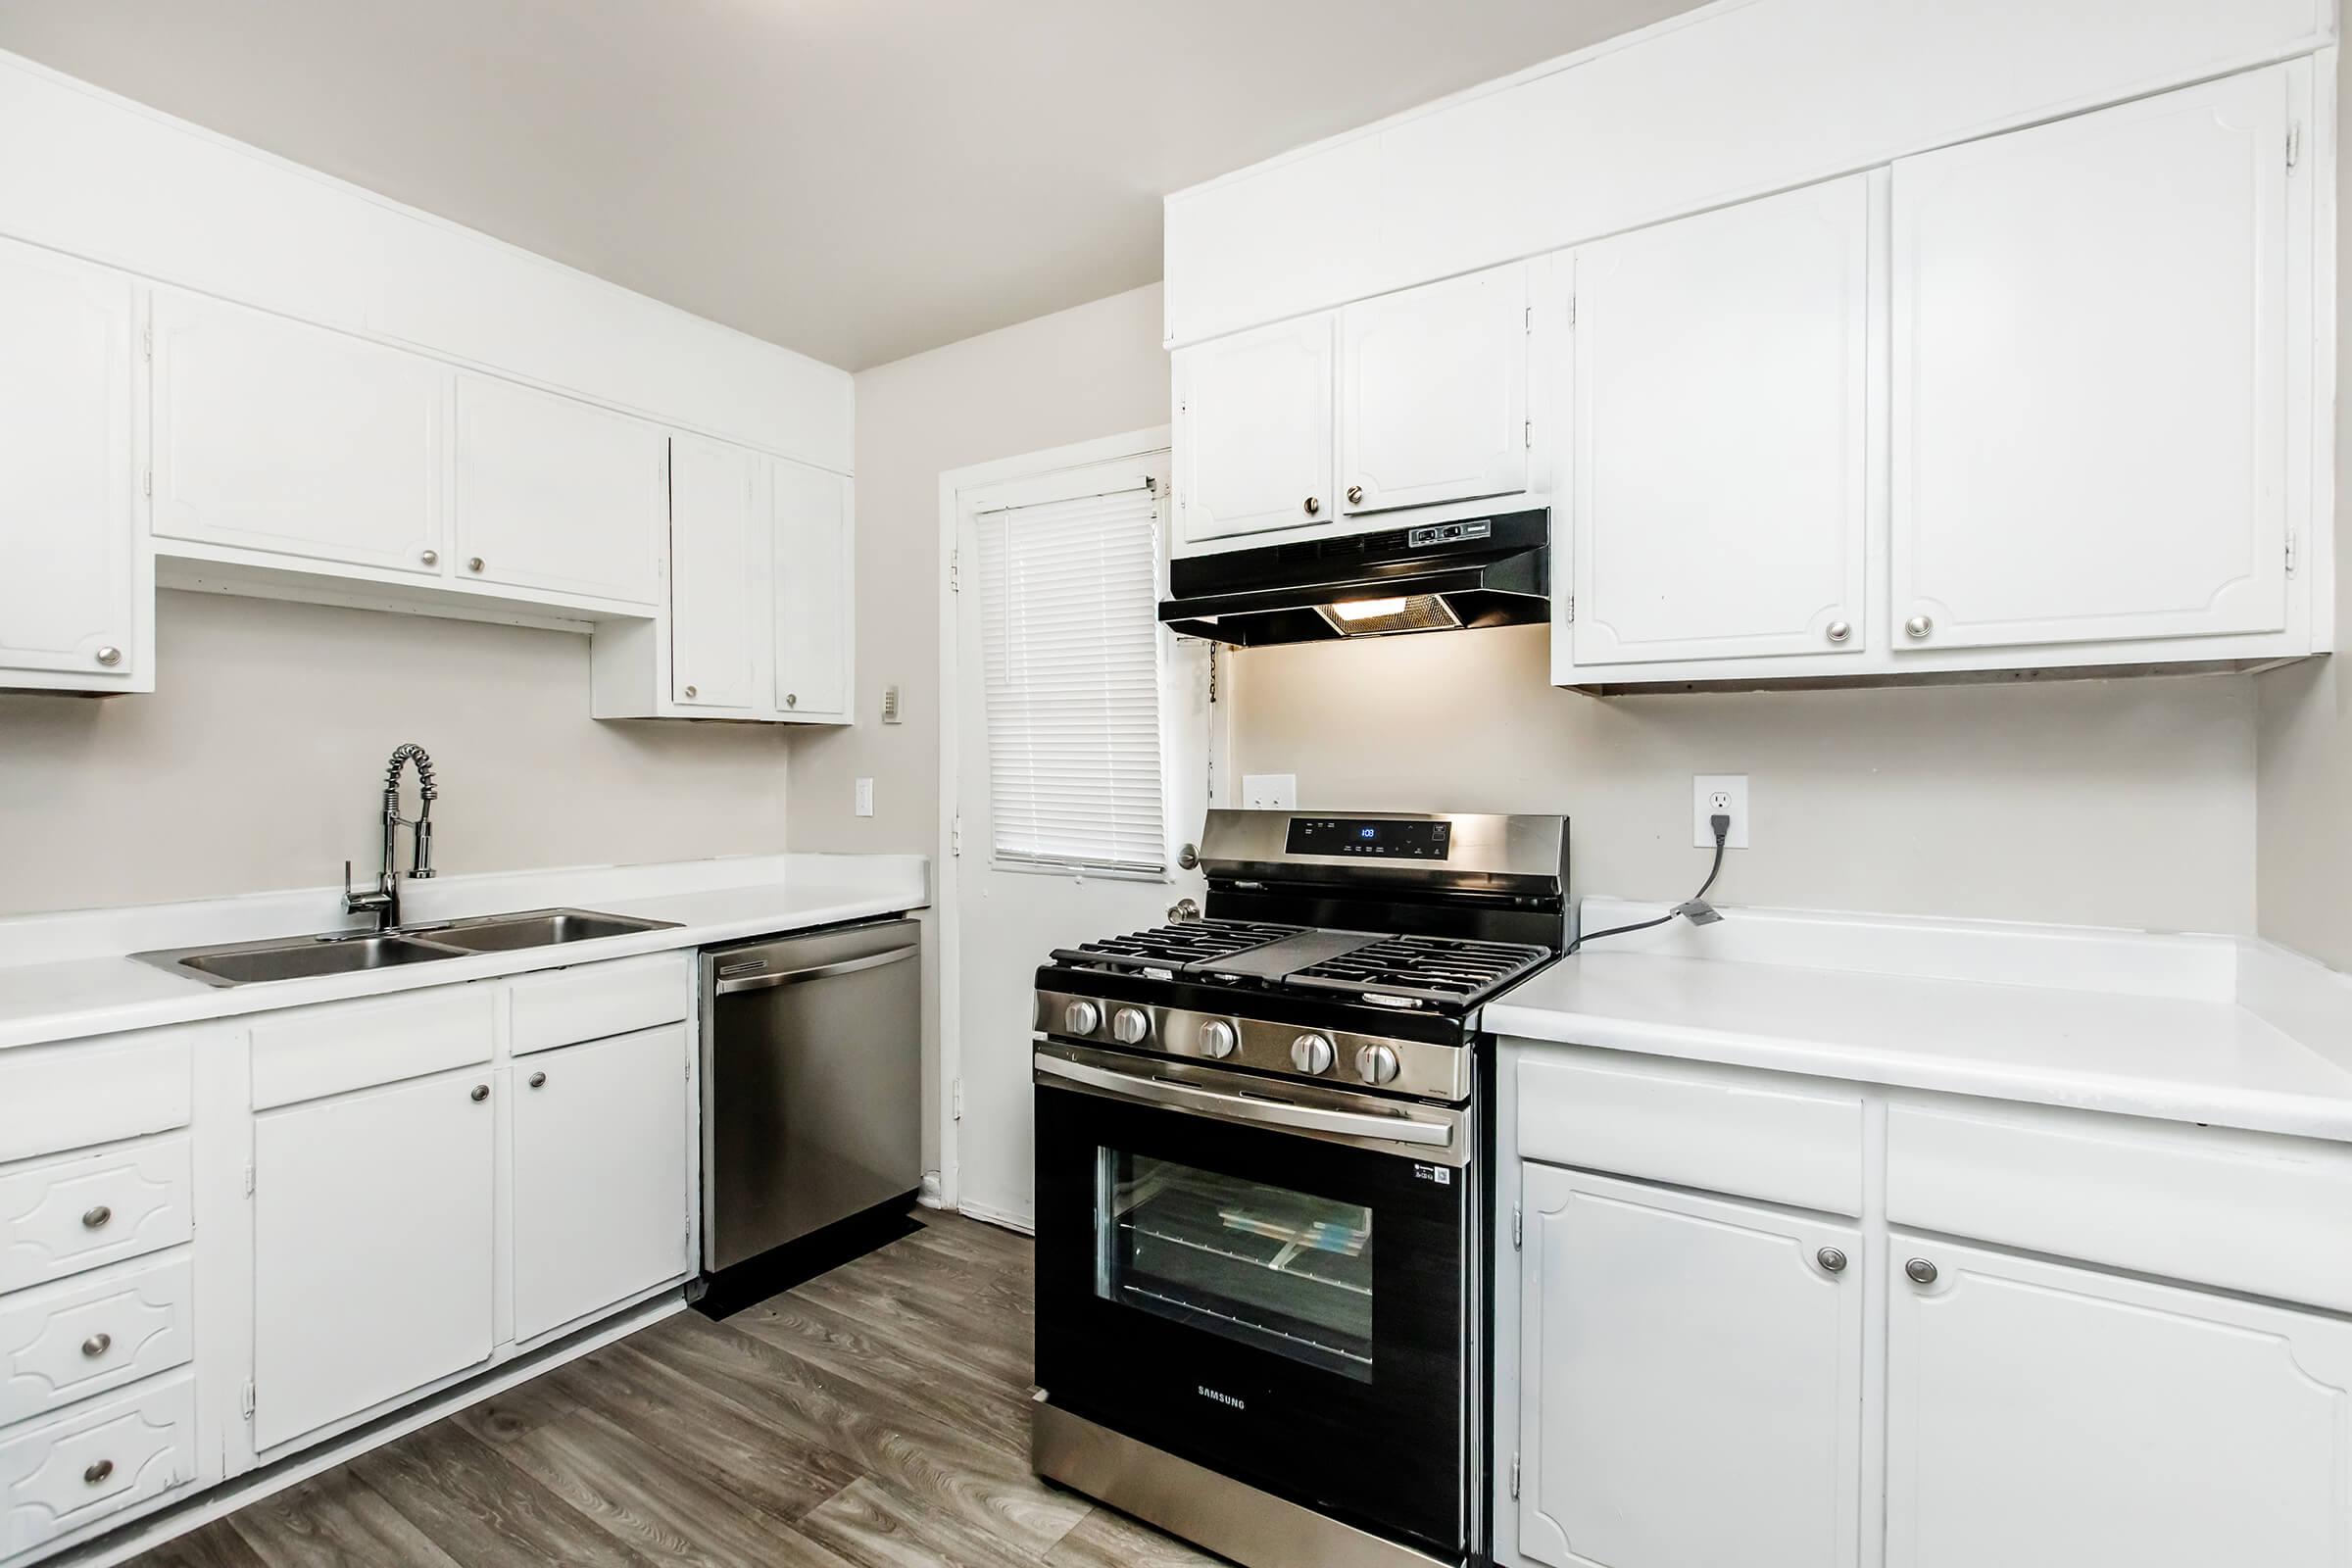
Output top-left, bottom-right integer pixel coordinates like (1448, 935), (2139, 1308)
(855, 777), (874, 818)
(1243, 773), (1298, 809)
(1692, 774), (1749, 849)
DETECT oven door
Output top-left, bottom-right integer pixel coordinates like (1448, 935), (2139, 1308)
(1033, 1042), (1475, 1557)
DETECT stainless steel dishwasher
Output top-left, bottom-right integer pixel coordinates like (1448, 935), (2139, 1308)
(699, 917), (921, 1273)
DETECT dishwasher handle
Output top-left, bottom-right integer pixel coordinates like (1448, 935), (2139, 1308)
(714, 943), (918, 995)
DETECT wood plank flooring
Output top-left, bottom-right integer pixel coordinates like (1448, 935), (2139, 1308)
(131, 1211), (1220, 1568)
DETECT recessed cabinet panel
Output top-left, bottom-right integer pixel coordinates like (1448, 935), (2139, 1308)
(1340, 265), (1528, 515)
(1886, 1235), (2352, 1568)
(511, 1025), (690, 1341)
(1519, 1165), (1862, 1568)
(252, 1069), (494, 1451)
(1891, 65), (2297, 653)
(1573, 176), (1874, 665)
(0, 239), (138, 684)
(454, 373), (665, 607)
(1175, 315), (1336, 544)
(668, 436), (760, 711)
(773, 460), (852, 721)
(150, 289), (448, 574)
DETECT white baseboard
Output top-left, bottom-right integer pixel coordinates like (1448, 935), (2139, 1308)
(955, 1198), (1036, 1236)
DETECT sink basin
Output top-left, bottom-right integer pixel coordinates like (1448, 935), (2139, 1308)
(414, 908), (675, 953)
(131, 906), (678, 986)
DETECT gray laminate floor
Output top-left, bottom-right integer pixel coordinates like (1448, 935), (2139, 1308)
(131, 1210), (1221, 1568)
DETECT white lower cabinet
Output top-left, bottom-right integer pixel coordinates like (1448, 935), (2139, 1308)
(510, 1024), (690, 1342)
(1885, 1235), (2352, 1568)
(250, 1067), (495, 1451)
(1517, 1165), (1862, 1568)
(0, 1373), (194, 1558)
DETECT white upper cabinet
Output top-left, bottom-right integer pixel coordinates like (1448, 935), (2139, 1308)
(1174, 314), (1335, 545)
(452, 373), (666, 608)
(1890, 65), (2300, 655)
(666, 436), (760, 713)
(1340, 263), (1529, 515)
(0, 239), (142, 691)
(150, 289), (448, 576)
(1519, 1164), (1862, 1568)
(1571, 175), (1874, 666)
(1886, 1234), (2352, 1568)
(772, 459), (853, 721)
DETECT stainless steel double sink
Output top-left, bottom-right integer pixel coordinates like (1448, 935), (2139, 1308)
(131, 907), (679, 987)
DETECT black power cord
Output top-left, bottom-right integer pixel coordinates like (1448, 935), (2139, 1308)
(1568, 811), (1731, 956)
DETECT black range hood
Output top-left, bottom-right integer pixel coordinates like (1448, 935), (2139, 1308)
(1158, 508), (1549, 647)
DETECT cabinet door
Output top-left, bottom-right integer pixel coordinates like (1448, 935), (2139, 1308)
(0, 239), (138, 683)
(1891, 65), (2298, 653)
(1519, 1165), (1861, 1568)
(773, 460), (851, 721)
(1886, 1235), (2352, 1568)
(453, 373), (665, 606)
(1174, 314), (1335, 543)
(511, 1025), (689, 1342)
(667, 436), (760, 712)
(251, 1069), (494, 1451)
(1340, 264), (1528, 515)
(1573, 176), (1873, 666)
(150, 289), (447, 575)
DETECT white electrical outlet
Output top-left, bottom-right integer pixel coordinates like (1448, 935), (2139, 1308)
(1243, 773), (1298, 809)
(1692, 774), (1749, 849)
(855, 777), (874, 817)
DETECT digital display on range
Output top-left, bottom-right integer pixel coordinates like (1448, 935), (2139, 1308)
(1286, 816), (1452, 859)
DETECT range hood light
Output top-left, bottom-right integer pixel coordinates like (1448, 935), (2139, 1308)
(1328, 597), (1410, 623)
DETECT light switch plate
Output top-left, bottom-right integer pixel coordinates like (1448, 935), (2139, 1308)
(855, 777), (874, 817)
(1243, 773), (1298, 809)
(1692, 774), (1749, 849)
(880, 685), (902, 724)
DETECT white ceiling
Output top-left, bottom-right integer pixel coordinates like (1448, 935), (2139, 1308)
(0, 0), (1699, 369)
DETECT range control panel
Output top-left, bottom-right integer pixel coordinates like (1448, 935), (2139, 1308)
(1285, 816), (1452, 860)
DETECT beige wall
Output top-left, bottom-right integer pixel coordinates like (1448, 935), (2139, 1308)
(0, 590), (790, 917)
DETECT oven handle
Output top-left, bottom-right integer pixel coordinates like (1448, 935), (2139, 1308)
(1034, 1053), (1454, 1150)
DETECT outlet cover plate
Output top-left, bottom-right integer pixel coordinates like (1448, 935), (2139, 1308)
(855, 777), (875, 817)
(1692, 774), (1749, 849)
(1243, 773), (1298, 810)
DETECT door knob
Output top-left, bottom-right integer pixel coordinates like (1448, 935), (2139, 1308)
(529, 1071), (547, 1089)
(1346, 484), (1364, 506)
(1302, 497), (1321, 515)
(470, 1083), (490, 1102)
(81, 1205), (111, 1230)
(1904, 614), (1934, 640)
(81, 1333), (112, 1358)
(83, 1459), (114, 1487)
(1816, 1247), (1848, 1274)
(1905, 1256), (1938, 1285)
(419, 549), (438, 566)
(1825, 620), (1851, 645)
(682, 685), (698, 700)
(467, 557), (485, 572)
(94, 646), (122, 667)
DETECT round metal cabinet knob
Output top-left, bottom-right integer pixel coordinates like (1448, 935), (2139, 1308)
(1111, 1006), (1152, 1046)
(1062, 1001), (1101, 1036)
(83, 1459), (114, 1487)
(1817, 1247), (1848, 1275)
(1905, 1256), (1938, 1285)
(1291, 1033), (1336, 1075)
(1346, 484), (1365, 506)
(467, 556), (485, 573)
(81, 1205), (111, 1231)
(1302, 497), (1321, 516)
(1825, 620), (1852, 645)
(682, 685), (698, 700)
(81, 1333), (112, 1358)
(1199, 1020), (1238, 1059)
(1905, 614), (1934, 640)
(785, 693), (798, 709)
(469, 1083), (490, 1103)
(94, 646), (122, 667)
(1355, 1043), (1400, 1086)
(419, 549), (439, 566)
(528, 1071), (548, 1089)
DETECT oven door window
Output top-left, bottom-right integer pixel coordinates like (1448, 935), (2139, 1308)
(1099, 1152), (1374, 1382)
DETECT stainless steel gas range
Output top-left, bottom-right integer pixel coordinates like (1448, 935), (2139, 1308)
(1029, 809), (1570, 1568)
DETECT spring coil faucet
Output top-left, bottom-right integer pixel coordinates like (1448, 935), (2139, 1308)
(344, 743), (438, 932)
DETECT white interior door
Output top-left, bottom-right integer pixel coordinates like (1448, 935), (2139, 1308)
(950, 442), (1213, 1230)
(1886, 1233), (2352, 1568)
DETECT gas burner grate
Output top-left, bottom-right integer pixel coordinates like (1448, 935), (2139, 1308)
(1050, 920), (1303, 974)
(1283, 934), (1550, 1008)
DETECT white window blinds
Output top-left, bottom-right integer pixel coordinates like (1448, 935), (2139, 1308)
(976, 483), (1166, 874)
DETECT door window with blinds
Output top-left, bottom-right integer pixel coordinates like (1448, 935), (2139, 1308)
(975, 479), (1169, 875)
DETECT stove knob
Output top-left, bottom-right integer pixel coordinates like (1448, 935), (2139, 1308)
(1112, 1006), (1152, 1045)
(1355, 1043), (1401, 1086)
(1199, 1020), (1238, 1059)
(1062, 1001), (1101, 1036)
(1291, 1033), (1336, 1075)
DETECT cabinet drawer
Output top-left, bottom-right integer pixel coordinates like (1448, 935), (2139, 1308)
(0, 1252), (192, 1426)
(1517, 1052), (1865, 1216)
(251, 984), (496, 1109)
(1886, 1102), (2352, 1313)
(0, 1370), (194, 1557)
(509, 954), (689, 1056)
(0, 1136), (192, 1295)
(0, 1030), (193, 1166)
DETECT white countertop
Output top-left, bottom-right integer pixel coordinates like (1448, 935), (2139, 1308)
(0, 853), (930, 1052)
(1489, 900), (2352, 1144)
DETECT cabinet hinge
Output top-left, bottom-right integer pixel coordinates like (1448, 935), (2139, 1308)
(240, 1383), (256, 1420)
(1524, 306), (1533, 333)
(142, 320), (153, 362)
(142, 467), (152, 500)
(1509, 1453), (1521, 1499)
(951, 814), (963, 858)
(952, 1079), (964, 1121)
(949, 548), (960, 594)
(1567, 294), (1576, 329)
(2286, 529), (2298, 576)
(1562, 595), (1576, 626)
(1524, 420), (1532, 451)
(1511, 1204), (1523, 1250)
(2287, 122), (2302, 171)
(243, 1163), (255, 1197)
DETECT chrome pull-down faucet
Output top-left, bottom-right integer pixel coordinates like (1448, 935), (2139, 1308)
(343, 743), (438, 933)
